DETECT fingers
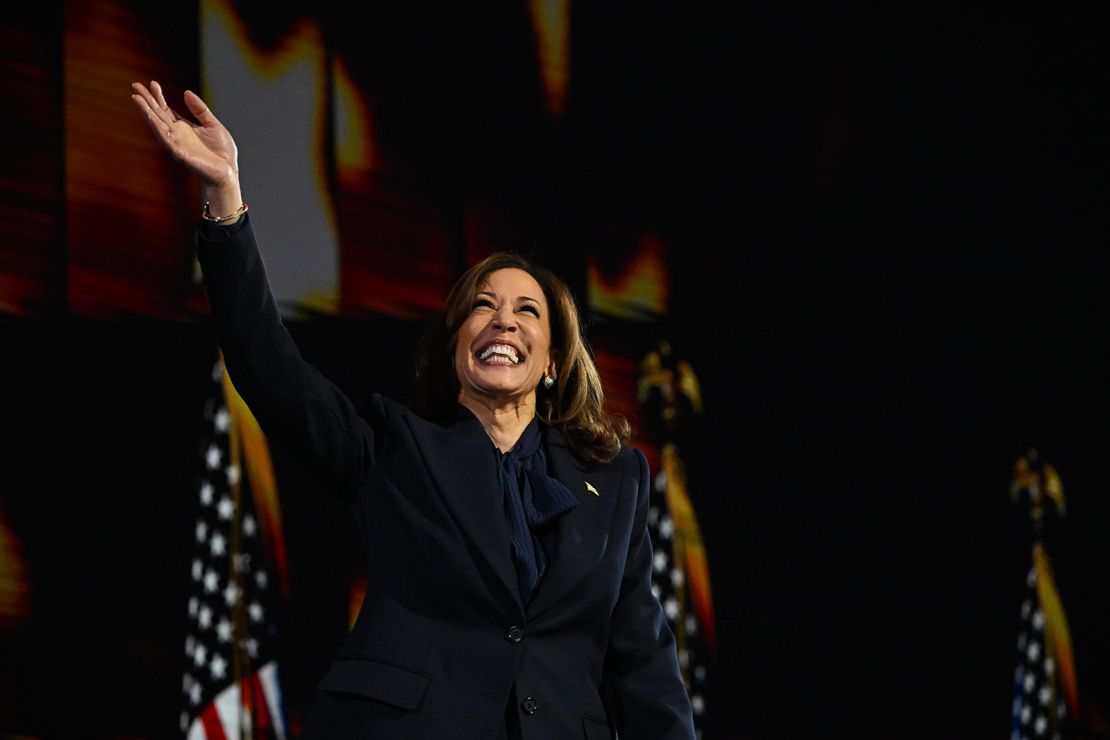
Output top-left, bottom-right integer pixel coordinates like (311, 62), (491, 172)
(131, 81), (219, 132)
(183, 89), (219, 127)
(150, 79), (169, 113)
(130, 81), (174, 129)
(130, 81), (156, 112)
(148, 79), (180, 123)
(130, 91), (176, 148)
(129, 79), (233, 181)
(130, 81), (189, 156)
(129, 86), (166, 130)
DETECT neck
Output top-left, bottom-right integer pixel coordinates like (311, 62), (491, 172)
(458, 391), (537, 452)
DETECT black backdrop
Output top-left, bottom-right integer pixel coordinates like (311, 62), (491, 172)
(3, 4), (1109, 738)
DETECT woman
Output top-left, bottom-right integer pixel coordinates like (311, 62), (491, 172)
(131, 80), (695, 739)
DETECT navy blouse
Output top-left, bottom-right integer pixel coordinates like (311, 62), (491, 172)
(460, 408), (580, 604)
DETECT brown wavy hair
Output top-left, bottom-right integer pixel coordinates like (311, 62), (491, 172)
(415, 253), (629, 463)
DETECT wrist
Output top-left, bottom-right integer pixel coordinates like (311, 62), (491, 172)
(202, 201), (249, 224)
(202, 180), (244, 223)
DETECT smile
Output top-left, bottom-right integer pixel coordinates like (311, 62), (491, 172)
(477, 343), (522, 365)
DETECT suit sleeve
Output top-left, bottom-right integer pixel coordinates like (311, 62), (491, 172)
(604, 448), (696, 739)
(195, 215), (378, 499)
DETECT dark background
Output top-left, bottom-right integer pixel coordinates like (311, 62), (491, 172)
(3, 3), (1109, 738)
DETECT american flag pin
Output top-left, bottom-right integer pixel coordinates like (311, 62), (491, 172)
(585, 482), (600, 496)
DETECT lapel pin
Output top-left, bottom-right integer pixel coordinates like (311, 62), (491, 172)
(585, 482), (600, 496)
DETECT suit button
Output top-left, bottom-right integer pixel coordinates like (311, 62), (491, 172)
(506, 625), (525, 643)
(521, 697), (538, 715)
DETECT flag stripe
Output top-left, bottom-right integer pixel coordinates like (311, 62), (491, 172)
(199, 703), (228, 740)
(250, 673), (273, 730)
(259, 662), (287, 738)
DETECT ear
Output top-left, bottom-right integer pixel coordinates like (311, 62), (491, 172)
(546, 350), (559, 381)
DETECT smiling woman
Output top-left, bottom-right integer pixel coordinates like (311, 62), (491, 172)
(130, 79), (695, 739)
(453, 268), (559, 450)
(416, 254), (629, 463)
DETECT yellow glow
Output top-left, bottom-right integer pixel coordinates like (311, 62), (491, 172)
(661, 444), (716, 655)
(588, 233), (670, 319)
(528, 0), (571, 115)
(203, 2), (327, 83)
(334, 56), (374, 172)
(0, 501), (30, 629)
(222, 364), (290, 597)
(349, 576), (367, 629)
(1034, 545), (1079, 716)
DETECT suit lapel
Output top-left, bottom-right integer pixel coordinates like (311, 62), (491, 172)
(409, 413), (523, 614)
(527, 429), (618, 619)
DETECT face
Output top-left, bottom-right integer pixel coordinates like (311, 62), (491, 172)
(454, 268), (556, 408)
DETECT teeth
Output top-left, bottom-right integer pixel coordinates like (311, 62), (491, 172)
(479, 344), (521, 363)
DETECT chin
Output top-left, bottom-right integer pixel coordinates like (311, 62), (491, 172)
(465, 379), (536, 403)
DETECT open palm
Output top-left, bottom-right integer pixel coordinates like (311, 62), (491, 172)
(130, 80), (238, 189)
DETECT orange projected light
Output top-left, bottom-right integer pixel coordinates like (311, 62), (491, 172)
(0, 17), (63, 316)
(588, 233), (670, 320)
(222, 368), (290, 597)
(660, 444), (716, 655)
(332, 55), (455, 319)
(0, 502), (30, 630)
(528, 0), (571, 116)
(591, 347), (642, 436)
(65, 1), (201, 318)
(332, 67), (455, 318)
(334, 57), (375, 175)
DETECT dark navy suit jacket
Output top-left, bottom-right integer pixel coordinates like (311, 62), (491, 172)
(196, 216), (696, 739)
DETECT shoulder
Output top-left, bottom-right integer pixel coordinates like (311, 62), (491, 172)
(363, 393), (487, 447)
(609, 444), (648, 476)
(600, 446), (654, 536)
(356, 393), (427, 446)
(365, 393), (407, 417)
(612, 444), (647, 474)
(364, 393), (442, 422)
(598, 444), (650, 502)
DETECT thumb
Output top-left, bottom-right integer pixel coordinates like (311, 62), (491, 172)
(183, 90), (219, 127)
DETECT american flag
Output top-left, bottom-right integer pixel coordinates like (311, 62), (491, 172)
(1010, 452), (1078, 740)
(648, 458), (711, 740)
(181, 359), (287, 738)
(639, 343), (716, 739)
(1011, 563), (1071, 740)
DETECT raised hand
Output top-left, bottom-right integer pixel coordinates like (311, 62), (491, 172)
(130, 80), (240, 195)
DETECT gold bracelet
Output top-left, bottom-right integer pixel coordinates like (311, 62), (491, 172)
(201, 201), (249, 223)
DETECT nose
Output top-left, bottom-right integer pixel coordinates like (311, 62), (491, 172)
(492, 305), (517, 331)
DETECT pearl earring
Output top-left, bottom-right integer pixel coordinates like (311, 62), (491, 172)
(543, 376), (555, 389)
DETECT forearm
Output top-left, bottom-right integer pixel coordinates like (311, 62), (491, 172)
(196, 215), (374, 495)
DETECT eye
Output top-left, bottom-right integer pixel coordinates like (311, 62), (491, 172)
(517, 304), (540, 317)
(473, 297), (495, 310)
